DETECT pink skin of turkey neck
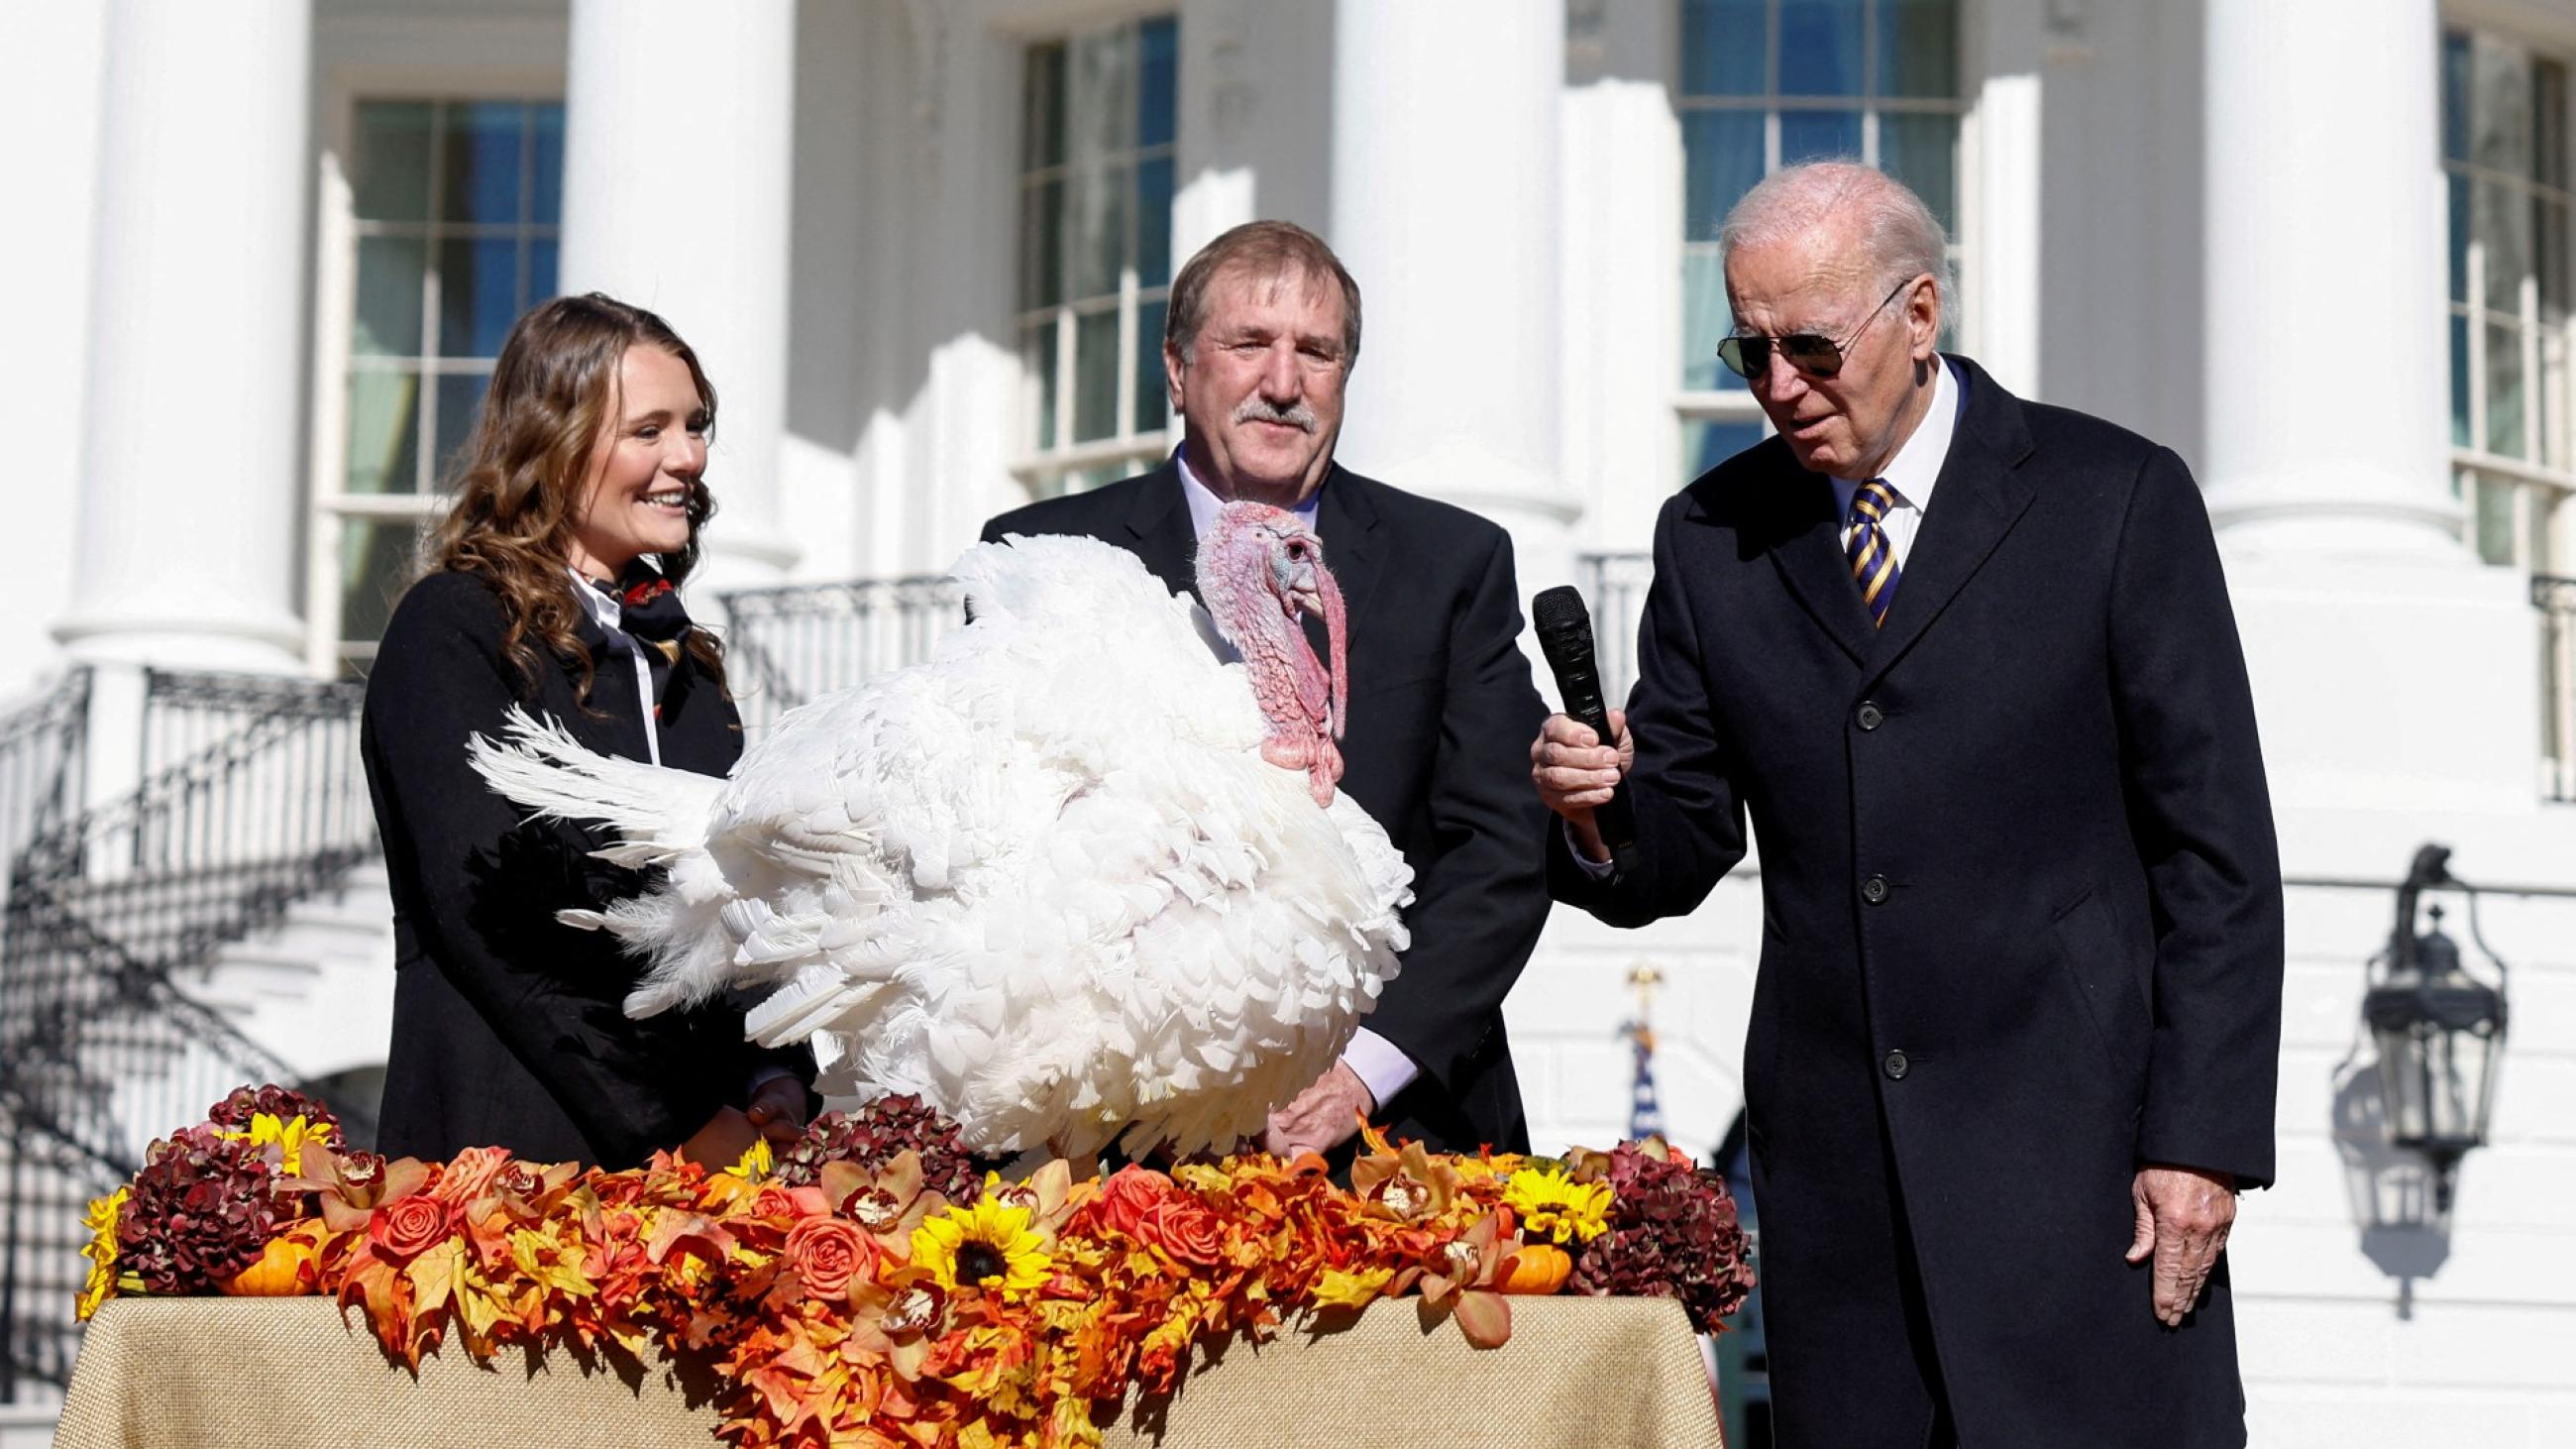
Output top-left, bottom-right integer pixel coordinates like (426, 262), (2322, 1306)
(1194, 502), (1350, 808)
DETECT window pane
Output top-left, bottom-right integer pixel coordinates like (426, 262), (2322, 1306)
(2540, 195), (2569, 322)
(1024, 321), (1059, 450)
(1682, 417), (1769, 477)
(2543, 327), (2571, 472)
(1781, 109), (1862, 166)
(2476, 176), (2531, 315)
(2471, 36), (2533, 182)
(442, 101), (526, 224)
(528, 237), (559, 305)
(1138, 156), (1174, 288)
(1778, 0), (1863, 97)
(1681, 246), (1740, 392)
(1683, 110), (1766, 240)
(1070, 27), (1138, 161)
(352, 102), (432, 222)
(1876, 0), (1957, 99)
(2488, 320), (2527, 458)
(2449, 172), (2471, 306)
(1073, 307), (1122, 442)
(439, 236), (520, 358)
(2475, 475), (2517, 565)
(345, 370), (421, 495)
(2533, 57), (2566, 189)
(1020, 177), (1065, 311)
(1679, 0), (1766, 98)
(353, 236), (425, 356)
(2451, 312), (2472, 449)
(1023, 43), (1068, 170)
(1878, 113), (1959, 236)
(339, 516), (424, 645)
(2442, 31), (2472, 165)
(1138, 17), (1178, 150)
(1069, 161), (1131, 302)
(434, 372), (489, 482)
(531, 104), (565, 225)
(1134, 298), (1169, 435)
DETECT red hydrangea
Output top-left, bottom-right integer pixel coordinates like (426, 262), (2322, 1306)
(774, 1093), (982, 1205)
(115, 1125), (292, 1293)
(205, 1083), (340, 1135)
(1568, 1143), (1757, 1333)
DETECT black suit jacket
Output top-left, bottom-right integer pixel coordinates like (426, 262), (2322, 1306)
(1551, 359), (2283, 1449)
(362, 570), (805, 1169)
(984, 461), (1553, 1154)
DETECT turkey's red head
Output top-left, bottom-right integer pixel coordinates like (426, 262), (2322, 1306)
(1197, 502), (1349, 807)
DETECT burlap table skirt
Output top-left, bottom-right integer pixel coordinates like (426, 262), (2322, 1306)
(54, 1294), (1722, 1447)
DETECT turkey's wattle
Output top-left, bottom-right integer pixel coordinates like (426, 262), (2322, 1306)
(467, 531), (1414, 1159)
(1196, 502), (1349, 808)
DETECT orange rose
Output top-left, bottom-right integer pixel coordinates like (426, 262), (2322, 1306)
(749, 1184), (802, 1222)
(1081, 1166), (1175, 1239)
(1137, 1198), (1227, 1268)
(368, 1193), (449, 1263)
(785, 1217), (878, 1299)
(430, 1145), (510, 1207)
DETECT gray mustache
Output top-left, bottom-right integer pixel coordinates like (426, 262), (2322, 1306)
(1233, 398), (1317, 432)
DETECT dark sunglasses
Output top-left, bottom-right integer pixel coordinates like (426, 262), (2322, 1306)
(1716, 279), (1911, 381)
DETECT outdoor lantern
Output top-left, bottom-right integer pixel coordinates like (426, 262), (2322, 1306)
(2361, 844), (2510, 1211)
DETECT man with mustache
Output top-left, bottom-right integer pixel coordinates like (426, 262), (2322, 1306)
(983, 220), (1552, 1165)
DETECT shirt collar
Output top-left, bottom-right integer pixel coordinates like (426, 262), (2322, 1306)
(1828, 356), (1961, 518)
(1175, 445), (1324, 539)
(568, 566), (629, 642)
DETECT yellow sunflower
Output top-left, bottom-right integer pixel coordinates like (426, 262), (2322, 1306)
(911, 1196), (1052, 1294)
(226, 1112), (336, 1176)
(76, 1185), (130, 1321)
(1502, 1165), (1613, 1246)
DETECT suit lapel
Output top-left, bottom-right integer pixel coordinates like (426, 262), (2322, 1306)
(1121, 462), (1201, 602)
(1865, 360), (2039, 679)
(1767, 480), (1878, 667)
(1315, 466), (1386, 641)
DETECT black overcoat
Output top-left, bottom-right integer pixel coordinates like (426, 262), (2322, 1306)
(985, 461), (1553, 1155)
(1551, 359), (2284, 1448)
(362, 569), (805, 1169)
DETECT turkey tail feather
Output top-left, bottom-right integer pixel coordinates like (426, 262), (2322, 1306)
(467, 708), (721, 862)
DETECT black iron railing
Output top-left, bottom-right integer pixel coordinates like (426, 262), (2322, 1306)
(1577, 552), (1656, 708)
(1, 668), (379, 1397)
(717, 576), (962, 733)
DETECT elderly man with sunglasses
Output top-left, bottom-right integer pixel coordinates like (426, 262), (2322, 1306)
(1532, 161), (2283, 1449)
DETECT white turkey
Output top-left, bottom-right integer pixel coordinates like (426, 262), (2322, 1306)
(467, 502), (1413, 1158)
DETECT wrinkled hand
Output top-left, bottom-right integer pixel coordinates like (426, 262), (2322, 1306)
(2126, 1164), (2236, 1326)
(679, 1106), (763, 1168)
(1529, 709), (1634, 863)
(744, 1077), (810, 1147)
(1263, 1061), (1377, 1159)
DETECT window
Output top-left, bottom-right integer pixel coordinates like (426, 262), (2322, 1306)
(2444, 28), (2573, 572)
(1674, 0), (1964, 477)
(1016, 15), (1179, 499)
(313, 98), (565, 669)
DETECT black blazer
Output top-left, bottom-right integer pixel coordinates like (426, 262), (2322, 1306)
(362, 570), (803, 1169)
(1551, 359), (2284, 1449)
(984, 461), (1553, 1154)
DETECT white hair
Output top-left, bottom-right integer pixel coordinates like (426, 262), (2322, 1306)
(1718, 160), (1954, 310)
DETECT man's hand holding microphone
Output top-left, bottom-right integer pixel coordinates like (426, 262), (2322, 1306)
(1528, 587), (1638, 871)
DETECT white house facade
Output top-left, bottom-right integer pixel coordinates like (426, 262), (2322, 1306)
(4, 0), (2574, 1442)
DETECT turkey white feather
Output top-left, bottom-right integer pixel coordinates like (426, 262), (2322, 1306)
(468, 508), (1412, 1157)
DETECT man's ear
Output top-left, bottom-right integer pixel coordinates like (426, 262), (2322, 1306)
(1909, 277), (1942, 359)
(1163, 340), (1187, 413)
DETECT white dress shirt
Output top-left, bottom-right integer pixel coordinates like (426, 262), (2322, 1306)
(1566, 360), (1965, 880)
(1173, 452), (1420, 1110)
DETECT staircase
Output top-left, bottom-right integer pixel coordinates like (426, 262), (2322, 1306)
(0, 666), (384, 1402)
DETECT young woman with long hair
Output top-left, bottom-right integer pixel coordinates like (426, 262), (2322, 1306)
(361, 292), (809, 1169)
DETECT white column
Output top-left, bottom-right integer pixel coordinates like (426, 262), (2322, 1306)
(560, 0), (800, 591)
(1965, 70), (2042, 399)
(1329, 0), (1577, 598)
(2198, 0), (2532, 818)
(2200, 0), (2458, 556)
(53, 0), (310, 674)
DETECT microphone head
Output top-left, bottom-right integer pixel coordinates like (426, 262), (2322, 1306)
(1532, 585), (1591, 638)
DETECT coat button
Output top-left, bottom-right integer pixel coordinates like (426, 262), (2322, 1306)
(1882, 1050), (1910, 1080)
(1861, 874), (1889, 905)
(1856, 702), (1884, 730)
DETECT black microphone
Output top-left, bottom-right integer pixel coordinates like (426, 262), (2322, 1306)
(1532, 586), (1637, 874)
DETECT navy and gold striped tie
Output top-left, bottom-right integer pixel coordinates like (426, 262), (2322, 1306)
(1846, 479), (1902, 628)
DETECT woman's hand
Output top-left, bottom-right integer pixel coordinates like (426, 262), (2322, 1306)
(744, 1076), (811, 1147)
(679, 1106), (763, 1168)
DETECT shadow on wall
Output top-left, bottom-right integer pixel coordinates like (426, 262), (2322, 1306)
(2330, 1057), (2450, 1319)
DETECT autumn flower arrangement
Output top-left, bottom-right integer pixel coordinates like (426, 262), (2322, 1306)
(79, 1087), (1754, 1448)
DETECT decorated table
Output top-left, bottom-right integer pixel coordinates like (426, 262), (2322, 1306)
(54, 1293), (1719, 1447)
(60, 1087), (1743, 1448)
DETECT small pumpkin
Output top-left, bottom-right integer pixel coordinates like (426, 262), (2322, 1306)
(1498, 1242), (1572, 1295)
(223, 1225), (323, 1296)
